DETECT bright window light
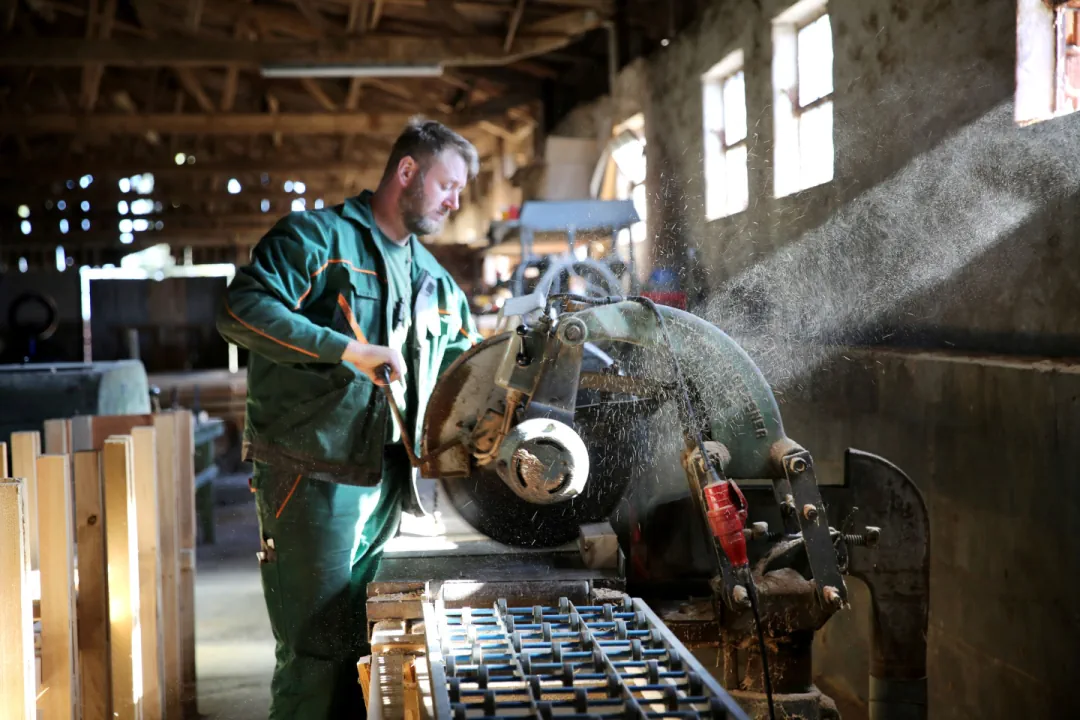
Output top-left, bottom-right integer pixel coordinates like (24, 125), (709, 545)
(261, 199), (271, 212)
(284, 180), (295, 192)
(20, 221), (31, 235)
(81, 200), (90, 212)
(175, 153), (187, 165)
(119, 218), (133, 233)
(291, 198), (306, 212)
(227, 178), (242, 194)
(314, 198), (324, 209)
(119, 178), (131, 193)
(120, 232), (134, 245)
(56, 246), (66, 272)
(133, 219), (149, 232)
(17, 204), (30, 218)
(57, 200), (67, 211)
(130, 173), (155, 194)
(18, 257), (28, 273)
(118, 201), (129, 215)
(60, 219), (69, 234)
(79, 174), (93, 189)
(294, 181), (307, 194)
(131, 199), (154, 215)
(82, 219), (91, 231)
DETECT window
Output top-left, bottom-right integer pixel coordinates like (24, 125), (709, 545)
(1016, 0), (1080, 125)
(1057, 5), (1080, 113)
(702, 51), (749, 220)
(772, 0), (834, 197)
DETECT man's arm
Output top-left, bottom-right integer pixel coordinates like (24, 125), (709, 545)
(439, 284), (483, 376)
(217, 213), (353, 365)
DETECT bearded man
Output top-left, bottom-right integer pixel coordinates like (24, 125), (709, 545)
(217, 117), (481, 719)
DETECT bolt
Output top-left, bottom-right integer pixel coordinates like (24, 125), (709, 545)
(823, 586), (843, 610)
(562, 323), (584, 343)
(732, 585), (751, 609)
(803, 504), (819, 521)
(843, 526), (881, 547)
(787, 456), (807, 474)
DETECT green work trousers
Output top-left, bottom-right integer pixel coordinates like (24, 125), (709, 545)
(252, 452), (406, 720)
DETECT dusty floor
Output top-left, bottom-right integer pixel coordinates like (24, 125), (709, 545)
(194, 473), (275, 719)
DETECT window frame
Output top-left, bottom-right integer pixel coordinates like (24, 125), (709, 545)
(702, 50), (749, 221)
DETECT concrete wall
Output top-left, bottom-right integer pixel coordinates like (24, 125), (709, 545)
(551, 0), (1080, 716)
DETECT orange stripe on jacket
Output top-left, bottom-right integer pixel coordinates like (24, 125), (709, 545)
(225, 302), (319, 359)
(337, 294), (367, 343)
(293, 259), (379, 310)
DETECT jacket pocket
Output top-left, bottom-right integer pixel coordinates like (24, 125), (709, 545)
(332, 272), (382, 346)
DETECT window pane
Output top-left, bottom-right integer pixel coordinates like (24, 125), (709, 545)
(797, 14), (833, 107)
(722, 70), (747, 145)
(725, 144), (749, 215)
(799, 100), (834, 189)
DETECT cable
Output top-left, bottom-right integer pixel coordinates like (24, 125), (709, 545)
(622, 295), (777, 720)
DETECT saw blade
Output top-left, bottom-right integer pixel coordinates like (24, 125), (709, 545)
(423, 334), (656, 547)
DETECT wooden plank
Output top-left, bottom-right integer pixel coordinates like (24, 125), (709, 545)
(0, 479), (36, 720)
(102, 436), (143, 720)
(151, 413), (182, 720)
(132, 427), (165, 720)
(73, 450), (111, 720)
(10, 432), (41, 571)
(43, 419), (72, 456)
(0, 35), (577, 68)
(37, 454), (79, 720)
(173, 411), (198, 717)
(1, 441), (7, 477)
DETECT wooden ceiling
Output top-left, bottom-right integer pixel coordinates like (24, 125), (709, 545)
(0, 0), (698, 270)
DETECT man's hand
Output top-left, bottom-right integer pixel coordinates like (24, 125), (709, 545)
(342, 341), (406, 385)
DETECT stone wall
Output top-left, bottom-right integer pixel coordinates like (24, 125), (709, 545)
(552, 0), (1080, 716)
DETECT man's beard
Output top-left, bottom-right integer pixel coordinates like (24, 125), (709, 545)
(399, 174), (442, 236)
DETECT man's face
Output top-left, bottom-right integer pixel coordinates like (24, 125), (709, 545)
(399, 149), (468, 237)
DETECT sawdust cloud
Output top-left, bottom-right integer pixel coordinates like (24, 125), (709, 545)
(671, 102), (1080, 391)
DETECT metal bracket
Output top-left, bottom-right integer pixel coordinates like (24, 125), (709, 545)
(778, 450), (848, 608)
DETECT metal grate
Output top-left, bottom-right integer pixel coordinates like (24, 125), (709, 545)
(422, 596), (750, 720)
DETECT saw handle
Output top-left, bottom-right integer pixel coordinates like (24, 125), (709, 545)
(376, 363), (420, 468)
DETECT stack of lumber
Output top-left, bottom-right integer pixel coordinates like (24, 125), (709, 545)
(0, 410), (198, 720)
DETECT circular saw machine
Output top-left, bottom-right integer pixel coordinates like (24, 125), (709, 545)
(401, 293), (929, 720)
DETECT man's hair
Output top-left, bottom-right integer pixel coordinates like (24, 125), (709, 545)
(381, 116), (480, 183)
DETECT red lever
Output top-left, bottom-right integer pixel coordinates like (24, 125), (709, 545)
(703, 480), (749, 568)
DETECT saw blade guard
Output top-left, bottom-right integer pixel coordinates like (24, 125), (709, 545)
(419, 298), (790, 547)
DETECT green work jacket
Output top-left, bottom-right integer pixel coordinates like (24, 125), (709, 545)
(216, 191), (480, 515)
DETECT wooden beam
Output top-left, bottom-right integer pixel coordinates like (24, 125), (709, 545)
(80, 0), (118, 112)
(428, 0), (475, 34)
(292, 0), (336, 35)
(0, 104), (530, 135)
(347, 0), (369, 32)
(0, 34), (579, 68)
(174, 68), (215, 113)
(504, 0), (527, 52)
(0, 154), (386, 180)
(300, 78), (339, 111)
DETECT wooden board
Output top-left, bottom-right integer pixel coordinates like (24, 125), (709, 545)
(0, 479), (36, 720)
(133, 426), (165, 720)
(73, 451), (111, 720)
(103, 436), (143, 720)
(173, 410), (198, 717)
(37, 454), (78, 720)
(151, 413), (182, 720)
(9, 432), (40, 571)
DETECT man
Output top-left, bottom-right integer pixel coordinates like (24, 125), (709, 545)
(216, 117), (481, 719)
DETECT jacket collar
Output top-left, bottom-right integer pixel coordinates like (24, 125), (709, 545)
(342, 190), (449, 279)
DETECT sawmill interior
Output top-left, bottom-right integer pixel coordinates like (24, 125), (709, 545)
(1, 0), (1079, 718)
